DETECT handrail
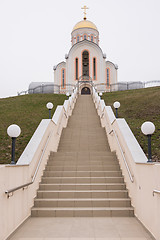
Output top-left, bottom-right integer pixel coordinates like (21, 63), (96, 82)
(109, 129), (134, 183)
(153, 189), (160, 196)
(5, 132), (52, 197)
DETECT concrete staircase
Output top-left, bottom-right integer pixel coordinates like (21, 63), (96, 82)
(31, 95), (134, 217)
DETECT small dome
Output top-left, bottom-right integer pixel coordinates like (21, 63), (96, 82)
(72, 20), (98, 31)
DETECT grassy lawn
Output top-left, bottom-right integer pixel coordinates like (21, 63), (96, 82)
(1, 88), (160, 164)
(101, 87), (160, 161)
(0, 94), (67, 164)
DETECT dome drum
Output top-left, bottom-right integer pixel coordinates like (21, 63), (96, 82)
(71, 28), (99, 46)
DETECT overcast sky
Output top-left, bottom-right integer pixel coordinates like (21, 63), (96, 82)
(0, 0), (160, 98)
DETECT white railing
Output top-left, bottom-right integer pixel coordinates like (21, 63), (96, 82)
(109, 129), (134, 183)
(153, 189), (160, 196)
(5, 133), (52, 197)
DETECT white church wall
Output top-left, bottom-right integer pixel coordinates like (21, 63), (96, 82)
(67, 41), (105, 85)
(106, 61), (117, 86)
(54, 61), (66, 87)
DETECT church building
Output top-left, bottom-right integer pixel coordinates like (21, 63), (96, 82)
(29, 6), (118, 94)
(53, 6), (118, 94)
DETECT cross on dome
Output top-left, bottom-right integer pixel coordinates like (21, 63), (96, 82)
(81, 5), (89, 20)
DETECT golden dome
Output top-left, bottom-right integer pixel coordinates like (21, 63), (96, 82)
(72, 20), (98, 31)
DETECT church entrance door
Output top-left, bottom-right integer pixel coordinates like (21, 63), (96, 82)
(82, 50), (89, 77)
(81, 87), (91, 95)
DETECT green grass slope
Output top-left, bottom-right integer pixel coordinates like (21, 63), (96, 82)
(102, 87), (160, 161)
(0, 94), (67, 164)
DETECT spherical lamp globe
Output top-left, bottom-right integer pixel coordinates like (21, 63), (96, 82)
(113, 101), (120, 109)
(7, 124), (21, 138)
(141, 121), (155, 135)
(46, 102), (53, 110)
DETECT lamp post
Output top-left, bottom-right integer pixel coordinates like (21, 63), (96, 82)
(46, 102), (53, 119)
(113, 101), (120, 118)
(141, 121), (155, 162)
(72, 87), (75, 93)
(66, 92), (70, 99)
(41, 83), (44, 94)
(7, 124), (21, 164)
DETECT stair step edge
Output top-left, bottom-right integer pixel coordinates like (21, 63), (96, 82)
(34, 198), (131, 201)
(32, 207), (134, 210)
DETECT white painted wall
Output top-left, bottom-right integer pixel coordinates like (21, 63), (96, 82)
(93, 89), (160, 240)
(0, 89), (78, 240)
(53, 26), (118, 93)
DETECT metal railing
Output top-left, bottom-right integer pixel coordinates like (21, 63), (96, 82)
(18, 83), (76, 95)
(94, 80), (160, 92)
(153, 189), (160, 196)
(18, 80), (160, 96)
(5, 132), (52, 198)
(109, 129), (134, 183)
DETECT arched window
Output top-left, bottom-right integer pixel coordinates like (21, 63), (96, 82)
(91, 35), (93, 42)
(84, 35), (87, 40)
(106, 68), (110, 87)
(75, 58), (79, 80)
(93, 58), (97, 80)
(61, 68), (66, 89)
(77, 36), (79, 42)
(82, 50), (89, 77)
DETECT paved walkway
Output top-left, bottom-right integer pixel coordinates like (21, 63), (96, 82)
(9, 217), (154, 240)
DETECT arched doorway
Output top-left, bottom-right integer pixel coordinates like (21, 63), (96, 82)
(82, 50), (89, 77)
(81, 87), (91, 95)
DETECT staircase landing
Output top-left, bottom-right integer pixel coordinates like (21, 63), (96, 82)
(8, 217), (154, 239)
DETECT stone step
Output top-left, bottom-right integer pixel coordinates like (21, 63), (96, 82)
(48, 156), (117, 161)
(43, 171), (122, 177)
(45, 165), (121, 171)
(31, 96), (134, 218)
(50, 151), (116, 157)
(58, 147), (109, 152)
(59, 139), (108, 143)
(61, 128), (106, 133)
(39, 183), (126, 191)
(59, 140), (109, 143)
(31, 207), (134, 217)
(47, 160), (119, 166)
(34, 198), (131, 208)
(41, 177), (124, 184)
(36, 190), (128, 199)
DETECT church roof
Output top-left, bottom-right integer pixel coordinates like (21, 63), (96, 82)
(72, 19), (98, 31)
